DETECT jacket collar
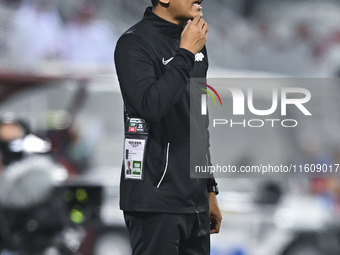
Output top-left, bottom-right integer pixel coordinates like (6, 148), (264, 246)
(142, 7), (184, 39)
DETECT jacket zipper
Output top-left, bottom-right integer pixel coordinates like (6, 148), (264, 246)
(157, 142), (170, 188)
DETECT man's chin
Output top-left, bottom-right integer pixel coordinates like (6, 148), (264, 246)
(188, 10), (203, 19)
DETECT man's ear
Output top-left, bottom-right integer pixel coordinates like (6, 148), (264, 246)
(159, 0), (170, 5)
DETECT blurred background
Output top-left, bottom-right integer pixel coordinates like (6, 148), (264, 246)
(0, 0), (339, 254)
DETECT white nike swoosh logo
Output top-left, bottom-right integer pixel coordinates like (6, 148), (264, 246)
(162, 57), (174, 65)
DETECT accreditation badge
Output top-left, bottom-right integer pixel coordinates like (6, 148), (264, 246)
(124, 139), (145, 180)
(124, 117), (149, 181)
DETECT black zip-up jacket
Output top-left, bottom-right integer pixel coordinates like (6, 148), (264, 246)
(114, 7), (217, 214)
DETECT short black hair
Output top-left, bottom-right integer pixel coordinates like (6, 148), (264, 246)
(151, 0), (158, 7)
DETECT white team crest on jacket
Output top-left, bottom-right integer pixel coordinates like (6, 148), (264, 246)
(195, 52), (204, 62)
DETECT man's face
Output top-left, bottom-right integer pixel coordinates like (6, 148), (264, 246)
(0, 123), (24, 142)
(167, 0), (204, 24)
(127, 161), (131, 168)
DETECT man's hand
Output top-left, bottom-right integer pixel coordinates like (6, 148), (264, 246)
(180, 16), (209, 55)
(209, 192), (222, 234)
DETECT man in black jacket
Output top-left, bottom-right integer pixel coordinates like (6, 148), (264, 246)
(114, 0), (222, 254)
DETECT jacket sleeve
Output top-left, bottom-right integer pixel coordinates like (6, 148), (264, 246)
(114, 33), (195, 123)
(205, 107), (218, 191)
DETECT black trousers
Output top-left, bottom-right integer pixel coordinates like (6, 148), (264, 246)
(124, 211), (210, 255)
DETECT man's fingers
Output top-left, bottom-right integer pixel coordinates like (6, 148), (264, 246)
(202, 23), (209, 33)
(215, 219), (221, 233)
(210, 229), (218, 234)
(182, 20), (192, 33)
(210, 223), (218, 234)
(210, 217), (221, 234)
(198, 18), (205, 29)
(192, 15), (201, 25)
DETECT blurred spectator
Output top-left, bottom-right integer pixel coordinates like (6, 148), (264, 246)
(61, 2), (117, 64)
(7, 0), (63, 63)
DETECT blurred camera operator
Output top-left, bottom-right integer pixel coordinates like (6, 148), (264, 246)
(0, 118), (29, 171)
(0, 116), (50, 172)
